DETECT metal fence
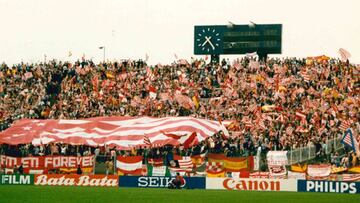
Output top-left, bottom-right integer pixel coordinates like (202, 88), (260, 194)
(287, 136), (344, 165)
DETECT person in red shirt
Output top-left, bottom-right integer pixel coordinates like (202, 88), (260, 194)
(174, 173), (185, 189)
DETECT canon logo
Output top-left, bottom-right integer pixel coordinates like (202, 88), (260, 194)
(35, 175), (118, 187)
(223, 178), (280, 191)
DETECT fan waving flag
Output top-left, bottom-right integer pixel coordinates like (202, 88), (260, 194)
(341, 128), (359, 155)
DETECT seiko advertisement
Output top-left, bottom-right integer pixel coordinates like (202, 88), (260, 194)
(119, 176), (206, 189)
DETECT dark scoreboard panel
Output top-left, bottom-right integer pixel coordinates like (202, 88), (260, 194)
(194, 24), (282, 55)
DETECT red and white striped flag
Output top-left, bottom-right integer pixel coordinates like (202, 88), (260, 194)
(178, 157), (193, 168)
(342, 174), (360, 182)
(300, 71), (311, 82)
(341, 128), (359, 155)
(143, 135), (152, 147)
(286, 126), (294, 136)
(116, 156), (143, 175)
(170, 156), (193, 172)
(295, 111), (307, 121)
(340, 120), (351, 132)
(338, 48), (351, 62)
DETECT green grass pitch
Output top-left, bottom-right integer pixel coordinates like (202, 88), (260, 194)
(0, 186), (359, 203)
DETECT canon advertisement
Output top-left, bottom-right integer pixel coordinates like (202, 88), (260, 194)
(206, 178), (297, 191)
(298, 180), (360, 194)
(119, 176), (206, 189)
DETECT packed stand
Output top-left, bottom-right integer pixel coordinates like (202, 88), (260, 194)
(0, 57), (359, 160)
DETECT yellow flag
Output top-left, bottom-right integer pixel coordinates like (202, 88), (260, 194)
(192, 96), (199, 109)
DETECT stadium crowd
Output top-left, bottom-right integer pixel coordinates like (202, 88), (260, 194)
(0, 56), (359, 165)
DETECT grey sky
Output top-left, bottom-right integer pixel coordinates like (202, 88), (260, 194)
(0, 0), (359, 65)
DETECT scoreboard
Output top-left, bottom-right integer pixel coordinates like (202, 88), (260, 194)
(194, 24), (282, 55)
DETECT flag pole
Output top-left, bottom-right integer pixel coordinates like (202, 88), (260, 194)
(99, 46), (106, 62)
(103, 47), (106, 62)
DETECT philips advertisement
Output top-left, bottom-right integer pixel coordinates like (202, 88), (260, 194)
(119, 176), (206, 189)
(298, 180), (360, 194)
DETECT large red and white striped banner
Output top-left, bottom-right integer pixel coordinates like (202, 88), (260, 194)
(0, 116), (228, 150)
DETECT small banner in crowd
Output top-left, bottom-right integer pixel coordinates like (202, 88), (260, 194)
(267, 151), (288, 166)
(0, 155), (94, 174)
(205, 154), (254, 177)
(287, 171), (306, 180)
(342, 174), (360, 182)
(206, 154), (225, 177)
(267, 151), (288, 178)
(250, 172), (270, 179)
(223, 157), (252, 172)
(116, 156), (143, 175)
(307, 164), (331, 180)
(147, 165), (171, 177)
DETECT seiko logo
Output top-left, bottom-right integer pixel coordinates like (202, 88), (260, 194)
(138, 177), (186, 188)
(223, 178), (280, 191)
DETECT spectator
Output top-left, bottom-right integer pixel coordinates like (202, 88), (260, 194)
(76, 165), (82, 175)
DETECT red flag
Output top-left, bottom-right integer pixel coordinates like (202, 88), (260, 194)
(183, 132), (198, 149)
(149, 85), (157, 99)
(148, 157), (163, 167)
(160, 130), (181, 140)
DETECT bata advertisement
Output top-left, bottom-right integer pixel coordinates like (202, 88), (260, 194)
(298, 180), (360, 194)
(34, 174), (118, 187)
(0, 174), (34, 185)
(206, 178), (297, 191)
(119, 176), (206, 189)
(0, 155), (95, 173)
